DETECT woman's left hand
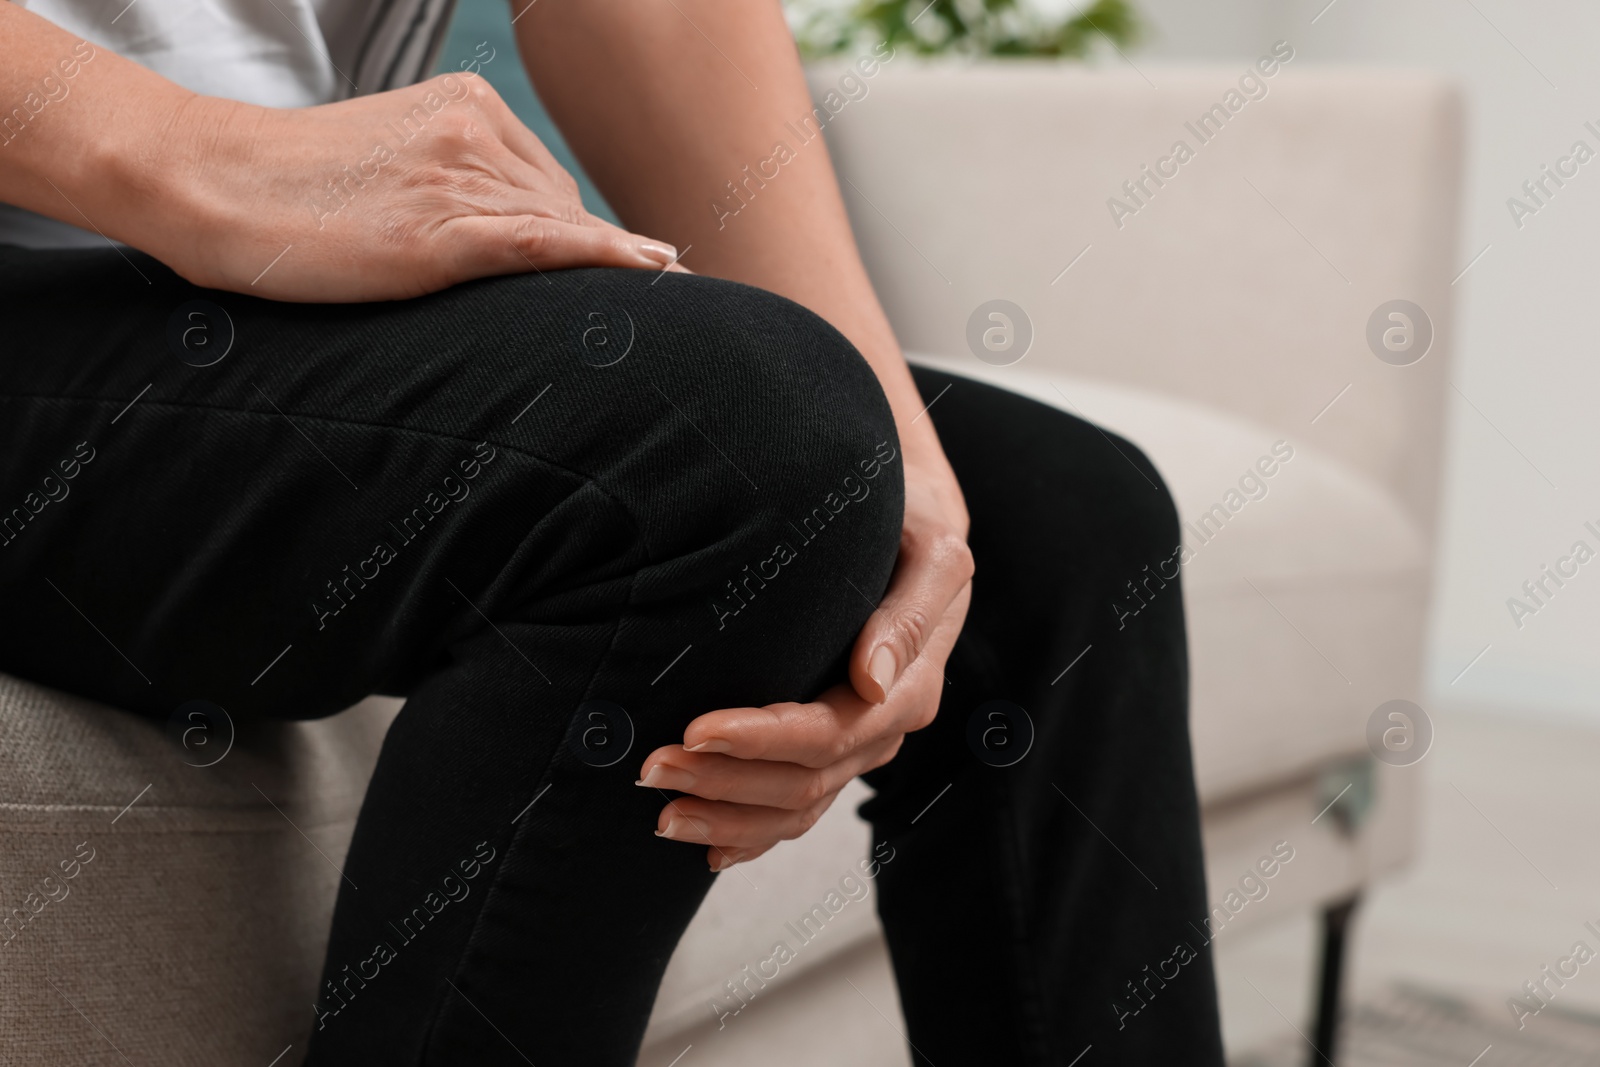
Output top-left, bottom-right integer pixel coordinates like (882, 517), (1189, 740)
(636, 448), (972, 871)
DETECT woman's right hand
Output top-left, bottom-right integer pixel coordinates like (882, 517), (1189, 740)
(128, 73), (679, 302)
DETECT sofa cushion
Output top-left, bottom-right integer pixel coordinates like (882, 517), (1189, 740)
(0, 671), (880, 1062)
(0, 677), (396, 1065)
(907, 355), (1430, 801)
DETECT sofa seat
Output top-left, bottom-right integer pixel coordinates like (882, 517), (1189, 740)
(908, 354), (1430, 801)
(0, 676), (395, 1065)
(0, 660), (878, 1064)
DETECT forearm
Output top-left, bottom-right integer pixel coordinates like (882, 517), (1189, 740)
(0, 4), (199, 246)
(1, 9), (687, 301)
(514, 0), (954, 487)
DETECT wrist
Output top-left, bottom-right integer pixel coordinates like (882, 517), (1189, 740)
(102, 88), (247, 269)
(900, 437), (969, 538)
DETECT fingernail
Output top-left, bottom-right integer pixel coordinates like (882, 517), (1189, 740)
(655, 815), (713, 842)
(684, 739), (733, 754)
(710, 849), (745, 873)
(635, 242), (678, 268)
(635, 764), (697, 791)
(869, 645), (897, 696)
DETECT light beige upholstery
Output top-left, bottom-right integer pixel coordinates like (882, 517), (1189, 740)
(0, 65), (1460, 1067)
(822, 64), (1461, 546)
(0, 679), (397, 1065)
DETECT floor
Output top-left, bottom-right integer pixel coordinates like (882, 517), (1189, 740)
(1237, 985), (1600, 1066)
(640, 938), (911, 1067)
(641, 705), (1600, 1065)
(1217, 704), (1600, 1060)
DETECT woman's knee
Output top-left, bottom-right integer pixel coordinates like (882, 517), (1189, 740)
(309, 266), (901, 539)
(920, 368), (1179, 612)
(1095, 428), (1181, 563)
(532, 269), (906, 571)
(395, 268), (906, 616)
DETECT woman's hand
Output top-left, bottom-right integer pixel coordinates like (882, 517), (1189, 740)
(637, 448), (973, 871)
(511, 0), (978, 870)
(127, 73), (680, 301)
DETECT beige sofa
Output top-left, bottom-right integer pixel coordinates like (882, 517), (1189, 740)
(0, 67), (1460, 1065)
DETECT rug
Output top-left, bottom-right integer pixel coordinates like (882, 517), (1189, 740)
(1234, 984), (1600, 1066)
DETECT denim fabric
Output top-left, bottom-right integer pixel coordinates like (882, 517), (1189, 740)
(0, 244), (1223, 1066)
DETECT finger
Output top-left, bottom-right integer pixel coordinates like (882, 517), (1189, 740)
(683, 600), (965, 765)
(589, 216), (693, 272)
(636, 734), (902, 809)
(654, 792), (840, 851)
(708, 843), (773, 873)
(849, 528), (974, 703)
(682, 685), (873, 769)
(442, 213), (679, 279)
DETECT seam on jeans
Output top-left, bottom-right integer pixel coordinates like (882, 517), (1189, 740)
(964, 630), (1061, 1063)
(413, 557), (643, 1066)
(0, 391), (664, 565)
(996, 778), (1059, 1062)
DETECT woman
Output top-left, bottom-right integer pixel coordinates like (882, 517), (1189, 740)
(0, 0), (1223, 1062)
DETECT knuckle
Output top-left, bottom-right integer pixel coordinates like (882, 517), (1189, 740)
(602, 230), (638, 261)
(514, 219), (554, 257)
(465, 75), (500, 105)
(954, 542), (976, 582)
(791, 803), (825, 838)
(793, 705), (846, 766)
(818, 732), (854, 767)
(932, 530), (975, 579)
(438, 114), (490, 153)
(790, 773), (828, 810)
(746, 704), (789, 759)
(555, 168), (582, 200)
(893, 606), (934, 656)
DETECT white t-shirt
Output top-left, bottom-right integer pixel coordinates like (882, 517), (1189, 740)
(0, 0), (457, 248)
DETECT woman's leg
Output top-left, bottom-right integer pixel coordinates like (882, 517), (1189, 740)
(862, 367), (1225, 1065)
(0, 246), (904, 1064)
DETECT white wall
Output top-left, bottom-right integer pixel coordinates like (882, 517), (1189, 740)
(1124, 0), (1600, 719)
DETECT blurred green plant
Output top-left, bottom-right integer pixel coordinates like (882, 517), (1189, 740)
(786, 0), (1140, 59)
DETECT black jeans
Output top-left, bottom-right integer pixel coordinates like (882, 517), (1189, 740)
(0, 245), (1224, 1066)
